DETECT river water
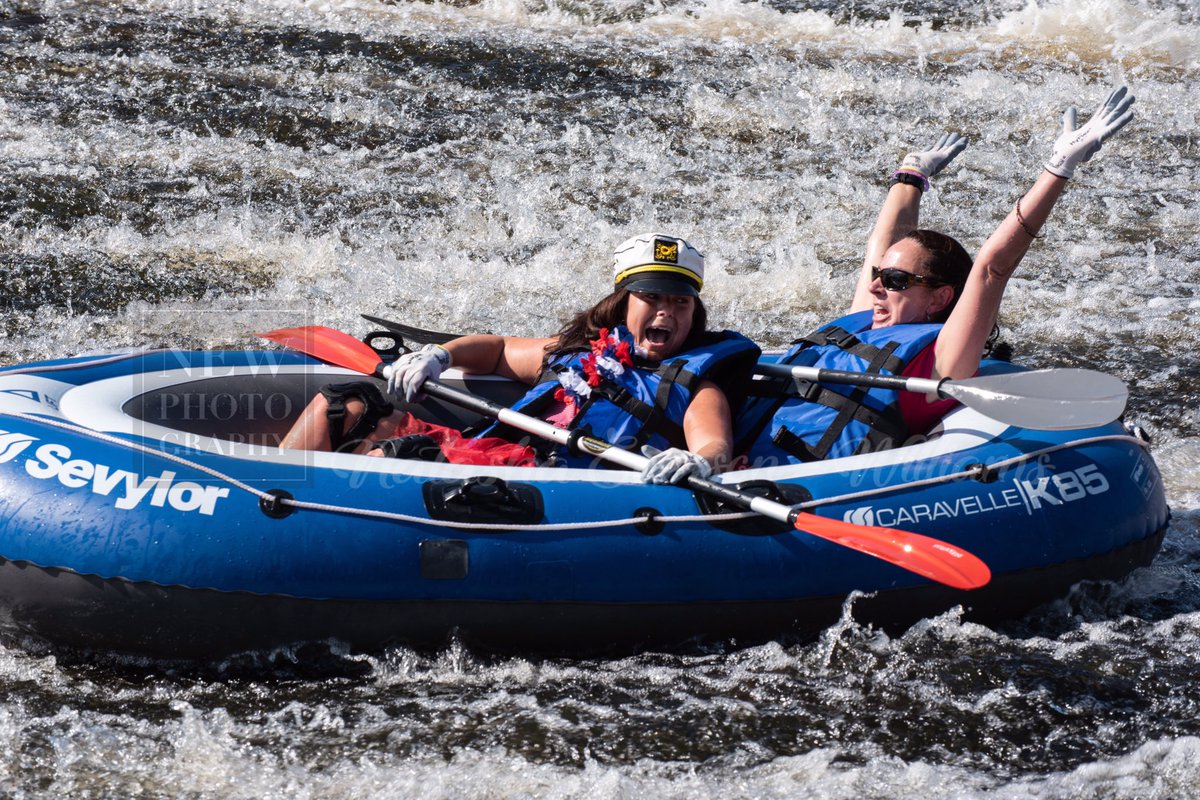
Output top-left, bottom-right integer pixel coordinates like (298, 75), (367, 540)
(2, 0), (1200, 797)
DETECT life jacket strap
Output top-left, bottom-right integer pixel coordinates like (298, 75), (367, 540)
(795, 325), (906, 376)
(770, 339), (910, 461)
(588, 359), (689, 451)
(771, 394), (911, 461)
(319, 381), (396, 452)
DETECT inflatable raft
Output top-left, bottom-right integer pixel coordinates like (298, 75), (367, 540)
(0, 345), (1169, 658)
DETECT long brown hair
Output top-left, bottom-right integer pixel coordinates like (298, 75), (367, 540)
(545, 288), (710, 360)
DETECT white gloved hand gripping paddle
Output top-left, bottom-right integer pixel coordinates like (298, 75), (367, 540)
(385, 344), (451, 402)
(640, 446), (713, 485)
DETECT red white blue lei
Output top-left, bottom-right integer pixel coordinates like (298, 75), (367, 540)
(554, 327), (635, 413)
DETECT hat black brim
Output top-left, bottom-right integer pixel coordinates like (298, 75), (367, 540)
(617, 276), (700, 298)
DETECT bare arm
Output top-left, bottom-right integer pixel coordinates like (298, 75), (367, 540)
(851, 183), (923, 312)
(934, 85), (1135, 381)
(934, 172), (1067, 380)
(680, 380), (735, 474)
(851, 133), (968, 313)
(440, 335), (557, 386)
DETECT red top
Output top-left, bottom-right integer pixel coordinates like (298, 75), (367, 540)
(897, 343), (961, 434)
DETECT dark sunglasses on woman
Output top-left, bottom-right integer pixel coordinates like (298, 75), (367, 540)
(871, 266), (947, 291)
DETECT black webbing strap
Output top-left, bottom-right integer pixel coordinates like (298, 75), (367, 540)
(771, 390), (910, 461)
(771, 340), (907, 462)
(639, 359), (689, 449)
(808, 340), (898, 458)
(795, 326), (905, 376)
(319, 381), (396, 452)
(588, 360), (689, 451)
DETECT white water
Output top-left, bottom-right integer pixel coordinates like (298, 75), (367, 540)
(2, 0), (1200, 796)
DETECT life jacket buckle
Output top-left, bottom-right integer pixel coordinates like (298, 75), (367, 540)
(790, 379), (824, 403)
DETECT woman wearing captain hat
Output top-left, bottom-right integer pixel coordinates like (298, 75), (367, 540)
(280, 233), (760, 483)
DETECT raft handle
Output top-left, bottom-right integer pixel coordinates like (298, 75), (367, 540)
(422, 477), (544, 527)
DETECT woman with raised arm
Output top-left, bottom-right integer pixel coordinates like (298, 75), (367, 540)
(736, 86), (1136, 467)
(281, 233), (760, 484)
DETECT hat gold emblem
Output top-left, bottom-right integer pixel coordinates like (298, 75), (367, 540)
(653, 240), (679, 263)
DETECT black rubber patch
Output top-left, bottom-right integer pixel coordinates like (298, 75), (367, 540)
(419, 539), (469, 580)
(422, 477), (544, 526)
(967, 463), (1000, 483)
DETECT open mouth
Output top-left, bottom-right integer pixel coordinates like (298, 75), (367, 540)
(644, 326), (672, 345)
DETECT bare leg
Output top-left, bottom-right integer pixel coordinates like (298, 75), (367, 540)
(279, 393), (414, 454)
(280, 394), (366, 451)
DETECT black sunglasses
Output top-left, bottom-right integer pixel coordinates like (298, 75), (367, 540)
(871, 266), (947, 291)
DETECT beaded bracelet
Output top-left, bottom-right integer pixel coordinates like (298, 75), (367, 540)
(1015, 196), (1041, 239)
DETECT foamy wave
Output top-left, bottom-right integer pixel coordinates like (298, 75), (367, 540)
(134, 0), (1200, 71)
(991, 0), (1200, 69)
(465, 0), (1199, 70)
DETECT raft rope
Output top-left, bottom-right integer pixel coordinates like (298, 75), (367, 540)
(0, 408), (1150, 533)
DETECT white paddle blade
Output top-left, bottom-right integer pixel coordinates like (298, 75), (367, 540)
(946, 368), (1127, 430)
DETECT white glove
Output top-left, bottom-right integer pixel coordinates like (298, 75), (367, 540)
(385, 344), (450, 402)
(640, 446), (713, 485)
(896, 132), (969, 188)
(1045, 85), (1135, 179)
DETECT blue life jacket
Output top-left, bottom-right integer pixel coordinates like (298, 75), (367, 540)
(734, 310), (941, 467)
(484, 326), (760, 467)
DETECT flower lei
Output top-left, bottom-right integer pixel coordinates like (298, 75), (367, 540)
(553, 327), (634, 419)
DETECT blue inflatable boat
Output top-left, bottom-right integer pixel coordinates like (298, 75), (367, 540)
(0, 346), (1169, 658)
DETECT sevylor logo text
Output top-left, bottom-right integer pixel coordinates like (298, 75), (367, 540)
(0, 431), (37, 463)
(843, 464), (1111, 527)
(23, 442), (230, 516)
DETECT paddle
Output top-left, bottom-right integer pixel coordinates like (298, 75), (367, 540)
(755, 362), (1127, 431)
(258, 325), (992, 591)
(362, 314), (457, 346)
(361, 313), (1127, 430)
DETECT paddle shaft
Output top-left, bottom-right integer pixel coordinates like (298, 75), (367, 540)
(754, 361), (1127, 430)
(361, 314), (1124, 429)
(756, 361), (942, 397)
(421, 379), (801, 525)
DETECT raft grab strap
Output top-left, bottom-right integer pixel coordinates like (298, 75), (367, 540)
(0, 410), (1147, 532)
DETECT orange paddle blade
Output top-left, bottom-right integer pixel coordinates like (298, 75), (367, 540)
(258, 326), (382, 375)
(794, 512), (991, 590)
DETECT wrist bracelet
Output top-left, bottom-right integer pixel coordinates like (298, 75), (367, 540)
(890, 170), (929, 193)
(1015, 196), (1041, 239)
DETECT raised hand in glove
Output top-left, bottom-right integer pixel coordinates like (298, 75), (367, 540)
(640, 445), (713, 485)
(385, 344), (451, 402)
(894, 132), (969, 191)
(1045, 85), (1135, 179)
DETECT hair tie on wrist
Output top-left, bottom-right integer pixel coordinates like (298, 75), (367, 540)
(891, 169), (929, 193)
(427, 344), (453, 368)
(1015, 196), (1041, 239)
